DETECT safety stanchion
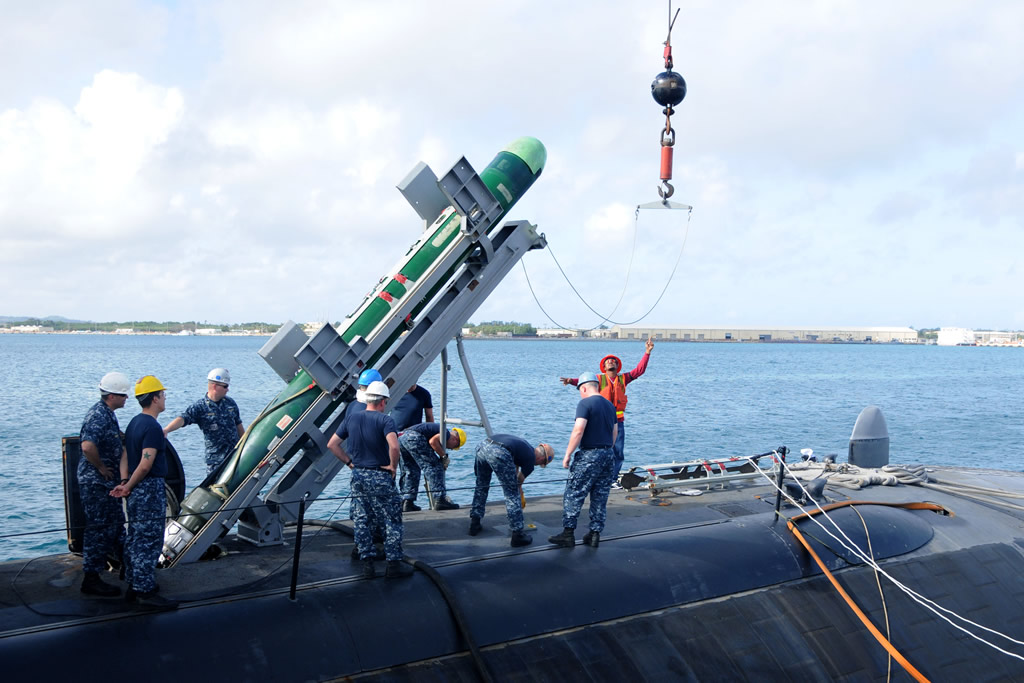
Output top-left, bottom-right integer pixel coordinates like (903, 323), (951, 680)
(289, 493), (309, 601)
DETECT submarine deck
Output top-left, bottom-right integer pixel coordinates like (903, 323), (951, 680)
(3, 464), (1024, 681)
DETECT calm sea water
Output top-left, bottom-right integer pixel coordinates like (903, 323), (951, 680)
(1, 334), (1022, 561)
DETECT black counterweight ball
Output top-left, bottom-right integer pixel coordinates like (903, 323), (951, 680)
(651, 71), (687, 107)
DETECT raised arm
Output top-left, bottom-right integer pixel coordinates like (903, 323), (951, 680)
(623, 341), (653, 383)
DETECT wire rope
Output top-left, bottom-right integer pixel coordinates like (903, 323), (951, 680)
(850, 504), (893, 682)
(753, 458), (1024, 661)
(522, 204), (692, 331)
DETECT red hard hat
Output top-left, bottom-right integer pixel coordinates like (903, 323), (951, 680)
(599, 355), (622, 372)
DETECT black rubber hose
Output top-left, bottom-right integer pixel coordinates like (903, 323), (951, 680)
(303, 519), (494, 682)
(406, 557), (494, 683)
(301, 519), (350, 533)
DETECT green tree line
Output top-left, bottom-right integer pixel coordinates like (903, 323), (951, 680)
(1, 318), (281, 334)
(465, 320), (537, 336)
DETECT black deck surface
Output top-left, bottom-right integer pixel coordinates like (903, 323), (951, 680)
(3, 465), (1024, 681)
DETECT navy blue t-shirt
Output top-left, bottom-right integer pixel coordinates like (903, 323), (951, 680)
(124, 413), (168, 479)
(576, 395), (616, 449)
(337, 410), (397, 467)
(405, 422), (445, 440)
(346, 400), (367, 417)
(390, 386), (433, 431)
(490, 433), (536, 478)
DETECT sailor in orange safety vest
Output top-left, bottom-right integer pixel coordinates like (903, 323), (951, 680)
(560, 337), (654, 480)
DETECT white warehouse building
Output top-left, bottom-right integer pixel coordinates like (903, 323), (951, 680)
(593, 325), (919, 343)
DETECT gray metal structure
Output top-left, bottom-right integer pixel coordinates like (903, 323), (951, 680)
(165, 155), (545, 563)
(848, 404), (890, 468)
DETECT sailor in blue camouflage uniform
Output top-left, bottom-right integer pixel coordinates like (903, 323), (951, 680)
(549, 372), (618, 549)
(164, 367), (244, 476)
(398, 422), (466, 512)
(77, 371), (131, 597)
(468, 435), (554, 547)
(344, 369), (385, 560)
(327, 381), (414, 580)
(111, 375), (178, 609)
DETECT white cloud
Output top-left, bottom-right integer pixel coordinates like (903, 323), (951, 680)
(0, 1), (1022, 329)
(0, 70), (183, 242)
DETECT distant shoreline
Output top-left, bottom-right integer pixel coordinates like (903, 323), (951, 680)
(3, 330), (1022, 347)
(0, 330), (271, 337)
(0, 329), (987, 345)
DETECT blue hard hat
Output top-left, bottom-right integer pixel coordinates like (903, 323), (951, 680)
(358, 369), (382, 386)
(578, 371), (599, 387)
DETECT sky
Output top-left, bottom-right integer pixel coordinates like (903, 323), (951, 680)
(1, 1), (1022, 330)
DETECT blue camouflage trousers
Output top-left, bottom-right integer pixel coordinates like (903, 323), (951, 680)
(470, 441), (525, 532)
(206, 454), (228, 477)
(124, 477), (165, 593)
(351, 468), (404, 562)
(613, 421), (625, 476)
(79, 481), (125, 573)
(399, 431), (446, 502)
(561, 447), (616, 532)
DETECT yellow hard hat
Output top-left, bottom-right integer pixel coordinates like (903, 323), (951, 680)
(134, 375), (166, 396)
(451, 427), (467, 450)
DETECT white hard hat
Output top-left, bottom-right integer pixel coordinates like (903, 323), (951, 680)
(207, 368), (231, 385)
(99, 371), (131, 395)
(365, 380), (390, 399)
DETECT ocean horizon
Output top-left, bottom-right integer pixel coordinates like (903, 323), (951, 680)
(1, 334), (1021, 562)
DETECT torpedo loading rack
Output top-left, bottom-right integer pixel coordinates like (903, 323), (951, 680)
(161, 138), (548, 566)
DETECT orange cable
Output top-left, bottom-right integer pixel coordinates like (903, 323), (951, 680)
(786, 503), (936, 683)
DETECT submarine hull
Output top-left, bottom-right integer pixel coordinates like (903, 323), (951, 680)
(4, 466), (1024, 682)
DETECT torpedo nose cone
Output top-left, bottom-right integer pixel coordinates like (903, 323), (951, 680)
(481, 137), (547, 210)
(503, 136), (546, 176)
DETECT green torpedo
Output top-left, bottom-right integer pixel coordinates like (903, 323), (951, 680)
(164, 138), (545, 552)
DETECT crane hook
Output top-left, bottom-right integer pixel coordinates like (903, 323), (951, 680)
(658, 180), (675, 201)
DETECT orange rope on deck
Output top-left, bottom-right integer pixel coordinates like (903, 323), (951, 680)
(786, 501), (949, 683)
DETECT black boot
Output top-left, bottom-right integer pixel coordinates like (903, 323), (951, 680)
(361, 560), (377, 579)
(434, 496), (460, 511)
(582, 531), (601, 548)
(402, 499), (421, 512)
(385, 561), (415, 579)
(81, 572), (121, 597)
(547, 528), (575, 548)
(133, 590), (179, 610)
(510, 530), (533, 547)
(468, 517), (483, 536)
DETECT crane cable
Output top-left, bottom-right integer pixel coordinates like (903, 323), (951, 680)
(522, 204), (692, 332)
